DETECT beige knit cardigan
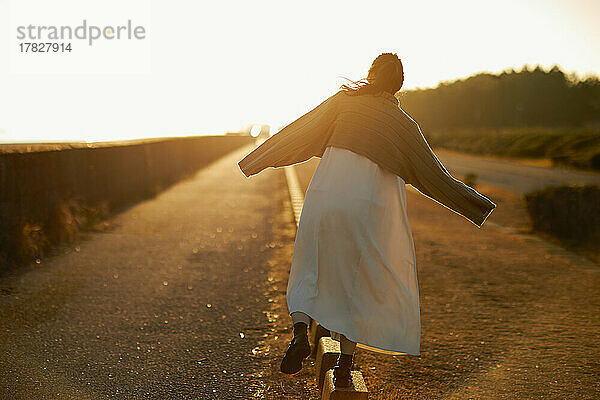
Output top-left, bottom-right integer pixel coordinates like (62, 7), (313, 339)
(238, 89), (496, 227)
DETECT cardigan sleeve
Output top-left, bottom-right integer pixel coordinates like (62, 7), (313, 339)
(401, 118), (497, 228)
(237, 90), (342, 177)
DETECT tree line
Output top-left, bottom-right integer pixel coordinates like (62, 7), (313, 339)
(399, 65), (600, 131)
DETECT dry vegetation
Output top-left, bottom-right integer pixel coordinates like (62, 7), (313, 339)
(0, 136), (253, 271)
(425, 128), (600, 171)
(524, 184), (600, 263)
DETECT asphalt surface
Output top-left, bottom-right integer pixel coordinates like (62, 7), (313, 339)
(2, 144), (599, 399)
(0, 143), (290, 399)
(433, 149), (600, 195)
(289, 155), (600, 399)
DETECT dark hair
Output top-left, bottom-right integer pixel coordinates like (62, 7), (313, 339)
(340, 53), (404, 96)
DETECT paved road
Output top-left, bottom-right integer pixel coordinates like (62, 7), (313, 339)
(288, 154), (600, 399)
(433, 149), (600, 195)
(2, 143), (598, 399)
(0, 144), (296, 400)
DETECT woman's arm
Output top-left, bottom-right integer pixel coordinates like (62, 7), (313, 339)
(399, 114), (497, 227)
(238, 90), (342, 177)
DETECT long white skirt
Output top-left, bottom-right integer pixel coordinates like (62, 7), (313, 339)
(286, 145), (421, 356)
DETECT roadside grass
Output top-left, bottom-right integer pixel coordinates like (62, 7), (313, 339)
(0, 136), (253, 272)
(463, 173), (478, 188)
(6, 200), (114, 270)
(524, 184), (600, 264)
(425, 127), (600, 171)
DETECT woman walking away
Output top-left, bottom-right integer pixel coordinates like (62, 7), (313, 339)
(237, 53), (496, 388)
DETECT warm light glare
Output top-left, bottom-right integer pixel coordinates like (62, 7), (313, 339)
(1, 0), (599, 143)
(250, 125), (262, 138)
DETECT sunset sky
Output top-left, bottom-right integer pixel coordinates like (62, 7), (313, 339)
(1, 0), (599, 143)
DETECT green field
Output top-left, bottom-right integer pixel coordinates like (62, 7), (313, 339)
(424, 127), (600, 171)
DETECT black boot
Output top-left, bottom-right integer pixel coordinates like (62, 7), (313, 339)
(333, 353), (353, 388)
(280, 322), (311, 375)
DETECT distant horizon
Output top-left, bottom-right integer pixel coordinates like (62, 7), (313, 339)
(405, 63), (599, 92)
(1, 62), (597, 144)
(2, 0), (599, 144)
